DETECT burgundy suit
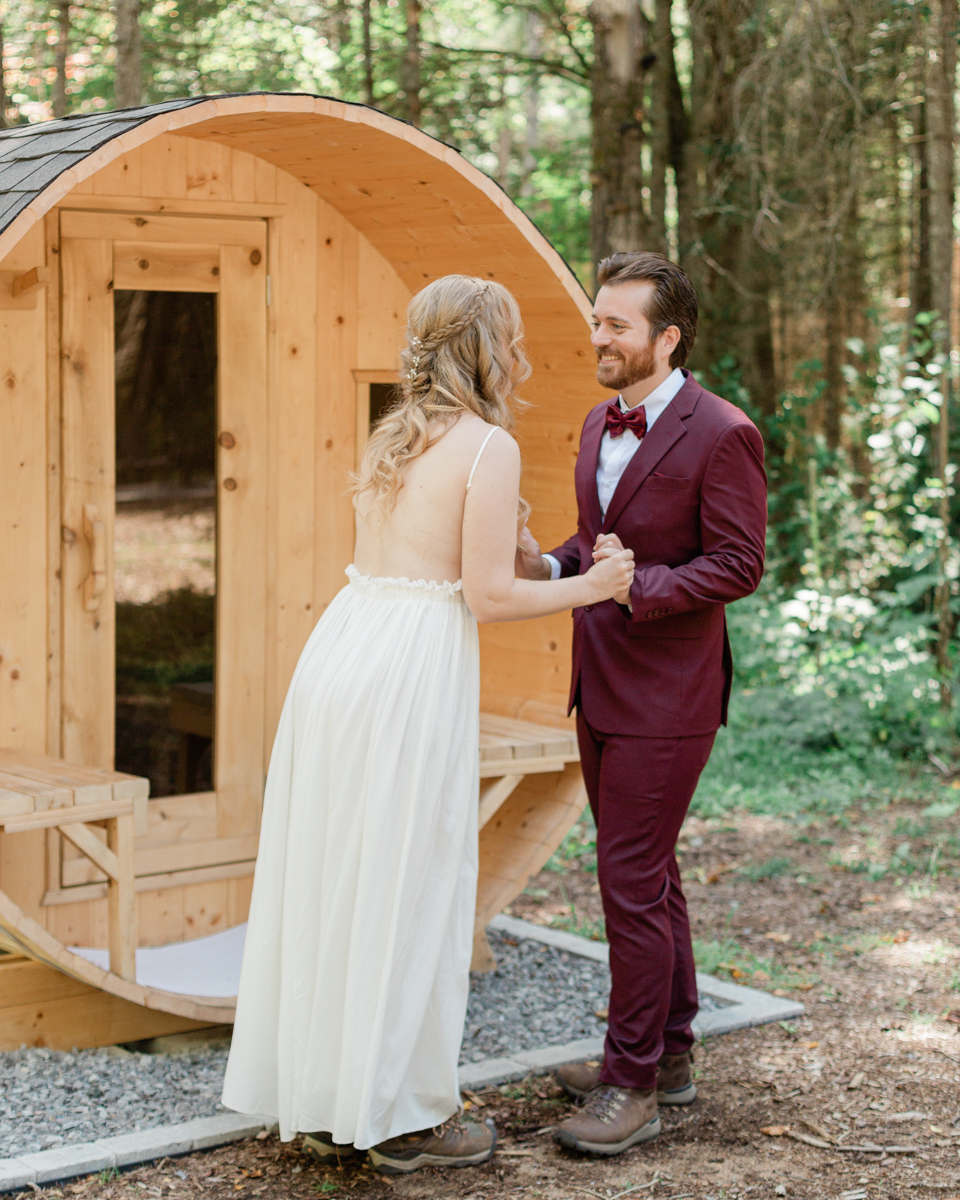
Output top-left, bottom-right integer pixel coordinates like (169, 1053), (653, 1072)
(549, 371), (766, 1089)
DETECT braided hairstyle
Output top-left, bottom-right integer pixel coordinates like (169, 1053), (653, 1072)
(355, 275), (531, 514)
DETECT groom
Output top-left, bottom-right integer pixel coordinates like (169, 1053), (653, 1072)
(517, 251), (767, 1155)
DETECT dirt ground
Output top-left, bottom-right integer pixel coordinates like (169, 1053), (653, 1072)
(27, 799), (960, 1200)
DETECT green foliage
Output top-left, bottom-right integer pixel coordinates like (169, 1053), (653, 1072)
(692, 938), (815, 990)
(115, 587), (215, 696)
(739, 856), (792, 882)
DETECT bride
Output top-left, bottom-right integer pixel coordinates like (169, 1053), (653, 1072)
(221, 275), (634, 1174)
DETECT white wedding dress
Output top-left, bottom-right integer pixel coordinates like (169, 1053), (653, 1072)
(221, 434), (496, 1150)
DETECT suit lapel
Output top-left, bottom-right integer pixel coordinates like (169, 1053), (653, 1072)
(601, 374), (702, 532)
(576, 404), (605, 535)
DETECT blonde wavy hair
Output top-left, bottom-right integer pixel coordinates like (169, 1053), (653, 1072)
(354, 275), (531, 515)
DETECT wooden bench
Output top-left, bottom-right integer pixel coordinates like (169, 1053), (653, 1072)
(478, 714), (579, 826)
(0, 753), (149, 982)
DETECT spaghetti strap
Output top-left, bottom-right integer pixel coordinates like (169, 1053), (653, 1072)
(466, 426), (499, 491)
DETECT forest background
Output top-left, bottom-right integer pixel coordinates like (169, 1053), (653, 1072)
(3, 0), (960, 828)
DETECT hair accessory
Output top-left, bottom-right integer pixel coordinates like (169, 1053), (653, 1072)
(407, 335), (423, 380)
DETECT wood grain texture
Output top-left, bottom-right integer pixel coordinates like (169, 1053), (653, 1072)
(113, 241), (220, 292)
(216, 240), (269, 837)
(0, 298), (47, 755)
(59, 236), (115, 770)
(264, 172), (318, 751)
(0, 957), (212, 1050)
(313, 199), (359, 615)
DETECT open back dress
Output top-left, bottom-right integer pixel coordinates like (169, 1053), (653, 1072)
(221, 428), (498, 1148)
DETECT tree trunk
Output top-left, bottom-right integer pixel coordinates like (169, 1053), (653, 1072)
(910, 95), (932, 323)
(52, 2), (70, 118)
(361, 0), (374, 105)
(520, 12), (540, 201)
(925, 0), (957, 697)
(648, 0), (669, 255)
(588, 0), (650, 281)
(114, 0), (141, 109)
(401, 0), (422, 126)
(0, 11), (8, 129)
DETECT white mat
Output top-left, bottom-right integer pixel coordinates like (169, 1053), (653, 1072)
(69, 923), (247, 997)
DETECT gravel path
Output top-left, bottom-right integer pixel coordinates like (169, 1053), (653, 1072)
(0, 928), (719, 1157)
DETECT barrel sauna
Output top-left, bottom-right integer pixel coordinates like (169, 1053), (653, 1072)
(0, 94), (603, 1049)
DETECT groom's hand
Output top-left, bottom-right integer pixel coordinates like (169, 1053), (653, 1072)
(516, 525), (551, 580)
(592, 533), (633, 605)
(592, 532), (624, 561)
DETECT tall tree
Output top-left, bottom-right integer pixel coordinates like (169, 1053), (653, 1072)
(114, 0), (141, 108)
(52, 0), (70, 118)
(0, 8), (8, 128)
(924, 0), (957, 692)
(401, 0), (422, 125)
(361, 0), (374, 106)
(588, 0), (651, 275)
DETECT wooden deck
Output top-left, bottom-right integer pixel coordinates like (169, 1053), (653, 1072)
(0, 714), (585, 1040)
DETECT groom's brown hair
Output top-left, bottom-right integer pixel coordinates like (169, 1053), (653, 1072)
(596, 252), (699, 369)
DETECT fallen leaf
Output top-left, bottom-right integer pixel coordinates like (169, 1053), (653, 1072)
(802, 1041), (819, 1049)
(761, 1125), (790, 1137)
(764, 931), (791, 943)
(594, 1007), (609, 1020)
(795, 982), (815, 991)
(847, 1071), (865, 1090)
(859, 893), (882, 904)
(773, 988), (790, 997)
(753, 969), (771, 983)
(892, 929), (910, 944)
(945, 1010), (960, 1025)
(887, 1111), (929, 1122)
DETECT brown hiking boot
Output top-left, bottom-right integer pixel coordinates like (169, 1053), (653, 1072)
(367, 1112), (496, 1174)
(302, 1133), (360, 1163)
(557, 1050), (696, 1105)
(554, 1086), (659, 1155)
(556, 1059), (603, 1100)
(656, 1051), (697, 1105)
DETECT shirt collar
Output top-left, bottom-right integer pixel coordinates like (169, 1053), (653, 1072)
(618, 366), (687, 413)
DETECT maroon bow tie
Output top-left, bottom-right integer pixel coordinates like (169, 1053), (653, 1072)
(604, 400), (647, 440)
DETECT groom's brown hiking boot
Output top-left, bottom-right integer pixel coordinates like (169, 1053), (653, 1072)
(553, 1086), (659, 1155)
(301, 1133), (360, 1163)
(557, 1050), (697, 1106)
(368, 1113), (496, 1174)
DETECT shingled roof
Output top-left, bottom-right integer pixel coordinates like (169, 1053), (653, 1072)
(0, 96), (277, 236)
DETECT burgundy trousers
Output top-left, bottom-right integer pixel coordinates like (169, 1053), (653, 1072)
(576, 712), (716, 1091)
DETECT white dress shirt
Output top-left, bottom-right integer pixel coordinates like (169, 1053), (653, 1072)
(543, 367), (687, 579)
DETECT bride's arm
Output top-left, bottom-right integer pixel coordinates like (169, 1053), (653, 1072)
(461, 431), (633, 624)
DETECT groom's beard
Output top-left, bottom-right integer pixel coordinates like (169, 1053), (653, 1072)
(596, 338), (658, 393)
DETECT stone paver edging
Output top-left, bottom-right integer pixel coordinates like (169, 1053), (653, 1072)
(0, 1114), (276, 1193)
(0, 916), (804, 1191)
(459, 914), (806, 1089)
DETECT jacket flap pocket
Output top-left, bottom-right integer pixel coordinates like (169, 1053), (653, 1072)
(625, 611), (703, 639)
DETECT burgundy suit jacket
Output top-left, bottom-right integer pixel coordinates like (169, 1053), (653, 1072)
(549, 371), (767, 737)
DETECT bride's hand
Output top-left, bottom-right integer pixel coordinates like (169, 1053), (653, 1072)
(515, 524), (550, 580)
(592, 532), (624, 561)
(584, 548), (635, 605)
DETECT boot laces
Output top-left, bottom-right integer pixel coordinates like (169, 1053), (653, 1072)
(432, 1110), (467, 1139)
(583, 1086), (627, 1125)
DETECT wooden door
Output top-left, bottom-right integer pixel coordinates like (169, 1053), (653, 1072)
(59, 212), (268, 838)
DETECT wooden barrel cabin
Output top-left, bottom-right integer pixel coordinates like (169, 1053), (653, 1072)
(0, 94), (603, 1049)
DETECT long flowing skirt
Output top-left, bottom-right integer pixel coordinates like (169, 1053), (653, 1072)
(221, 566), (480, 1148)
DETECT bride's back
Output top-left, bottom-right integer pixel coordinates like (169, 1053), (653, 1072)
(354, 414), (497, 585)
(352, 276), (528, 586)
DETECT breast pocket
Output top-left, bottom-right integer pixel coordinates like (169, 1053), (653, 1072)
(642, 474), (693, 492)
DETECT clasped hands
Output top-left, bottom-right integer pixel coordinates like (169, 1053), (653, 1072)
(515, 526), (634, 605)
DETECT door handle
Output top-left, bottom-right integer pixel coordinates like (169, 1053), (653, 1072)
(82, 502), (107, 612)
